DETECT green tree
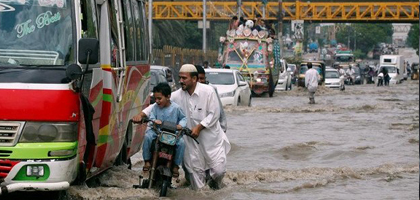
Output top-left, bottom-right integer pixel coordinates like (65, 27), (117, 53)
(152, 20), (187, 48)
(336, 23), (392, 55)
(407, 23), (419, 55)
(152, 21), (205, 49)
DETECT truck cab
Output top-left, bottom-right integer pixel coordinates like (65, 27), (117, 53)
(379, 55), (405, 84)
(333, 50), (355, 69)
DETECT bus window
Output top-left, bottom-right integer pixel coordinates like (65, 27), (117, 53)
(131, 0), (148, 62)
(81, 0), (98, 39)
(121, 0), (135, 62)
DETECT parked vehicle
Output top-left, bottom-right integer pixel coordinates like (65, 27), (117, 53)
(151, 65), (177, 91)
(205, 69), (252, 106)
(133, 119), (198, 197)
(0, 0), (150, 195)
(325, 68), (343, 90)
(297, 61), (326, 87)
(379, 55), (405, 84)
(218, 29), (281, 97)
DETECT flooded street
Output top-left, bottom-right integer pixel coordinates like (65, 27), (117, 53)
(59, 79), (418, 200)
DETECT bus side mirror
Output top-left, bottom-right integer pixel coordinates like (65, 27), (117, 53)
(78, 38), (99, 64)
(66, 64), (83, 80)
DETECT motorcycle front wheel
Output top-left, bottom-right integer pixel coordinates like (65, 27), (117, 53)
(160, 179), (170, 197)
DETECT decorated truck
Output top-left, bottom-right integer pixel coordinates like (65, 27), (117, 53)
(218, 28), (281, 97)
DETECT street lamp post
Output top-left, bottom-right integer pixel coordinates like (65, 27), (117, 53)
(278, 0), (283, 59)
(203, 0), (207, 58)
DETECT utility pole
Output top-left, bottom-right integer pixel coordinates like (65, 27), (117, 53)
(148, 0), (153, 63)
(237, 0), (242, 18)
(347, 25), (350, 49)
(278, 0), (283, 58)
(354, 28), (356, 51)
(262, 0), (267, 19)
(203, 0), (207, 58)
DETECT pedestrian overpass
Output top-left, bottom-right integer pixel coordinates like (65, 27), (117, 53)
(148, 1), (419, 22)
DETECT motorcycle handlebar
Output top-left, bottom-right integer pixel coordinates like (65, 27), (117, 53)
(181, 128), (200, 144)
(132, 118), (199, 144)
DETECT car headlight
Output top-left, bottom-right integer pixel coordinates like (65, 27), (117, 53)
(20, 122), (78, 142)
(356, 76), (360, 79)
(220, 91), (235, 98)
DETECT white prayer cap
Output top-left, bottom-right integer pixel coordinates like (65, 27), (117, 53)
(179, 64), (197, 73)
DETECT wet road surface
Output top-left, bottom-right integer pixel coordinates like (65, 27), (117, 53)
(63, 80), (419, 200)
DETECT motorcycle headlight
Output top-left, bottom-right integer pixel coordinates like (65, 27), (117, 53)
(256, 78), (262, 82)
(20, 122), (78, 142)
(220, 91), (235, 98)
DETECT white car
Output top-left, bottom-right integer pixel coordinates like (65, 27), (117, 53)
(324, 68), (343, 89)
(151, 65), (177, 91)
(205, 69), (252, 106)
(276, 59), (292, 91)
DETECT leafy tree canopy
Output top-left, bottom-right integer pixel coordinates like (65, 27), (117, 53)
(407, 23), (419, 55)
(336, 23), (393, 54)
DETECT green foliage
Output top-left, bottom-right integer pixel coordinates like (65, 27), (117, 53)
(208, 22), (229, 50)
(152, 21), (204, 49)
(183, 21), (204, 49)
(336, 23), (393, 54)
(407, 23), (419, 55)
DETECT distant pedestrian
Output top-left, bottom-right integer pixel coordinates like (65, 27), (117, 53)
(305, 62), (320, 104)
(203, 61), (211, 69)
(382, 67), (390, 86)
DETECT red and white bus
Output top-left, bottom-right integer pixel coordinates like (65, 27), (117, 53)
(0, 0), (150, 194)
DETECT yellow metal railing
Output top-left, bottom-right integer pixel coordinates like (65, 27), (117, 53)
(149, 1), (419, 21)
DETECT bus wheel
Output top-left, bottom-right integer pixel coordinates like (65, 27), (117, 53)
(74, 162), (87, 185)
(116, 120), (133, 166)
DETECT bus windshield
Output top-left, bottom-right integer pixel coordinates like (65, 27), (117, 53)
(0, 0), (73, 66)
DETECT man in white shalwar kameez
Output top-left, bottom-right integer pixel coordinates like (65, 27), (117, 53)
(305, 62), (320, 104)
(171, 64), (231, 190)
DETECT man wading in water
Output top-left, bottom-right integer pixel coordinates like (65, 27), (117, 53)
(171, 64), (231, 190)
(305, 62), (320, 104)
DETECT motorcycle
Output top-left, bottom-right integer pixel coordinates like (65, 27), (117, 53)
(342, 74), (354, 85)
(132, 118), (198, 197)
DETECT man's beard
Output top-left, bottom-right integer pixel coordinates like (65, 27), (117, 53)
(181, 84), (187, 91)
